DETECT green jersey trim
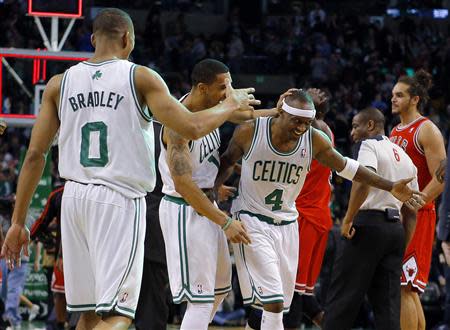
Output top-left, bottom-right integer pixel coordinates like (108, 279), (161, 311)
(243, 118), (260, 161)
(81, 59), (120, 66)
(164, 194), (188, 205)
(129, 65), (152, 122)
(238, 210), (297, 226)
(58, 70), (69, 120)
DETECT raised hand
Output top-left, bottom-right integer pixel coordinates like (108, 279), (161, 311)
(224, 219), (251, 245)
(1, 224), (30, 270)
(306, 88), (328, 110)
(223, 78), (261, 114)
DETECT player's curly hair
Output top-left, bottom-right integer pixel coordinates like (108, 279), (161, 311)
(398, 69), (432, 112)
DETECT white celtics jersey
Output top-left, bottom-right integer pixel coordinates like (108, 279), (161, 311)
(58, 59), (155, 198)
(159, 126), (221, 198)
(232, 117), (312, 223)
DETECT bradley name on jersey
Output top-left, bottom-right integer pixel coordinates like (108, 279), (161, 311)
(252, 160), (304, 184)
(68, 91), (125, 112)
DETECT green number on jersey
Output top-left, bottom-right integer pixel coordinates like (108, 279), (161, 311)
(80, 121), (109, 167)
(264, 189), (284, 211)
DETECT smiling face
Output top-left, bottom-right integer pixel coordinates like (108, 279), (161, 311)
(199, 72), (231, 108)
(278, 109), (314, 141)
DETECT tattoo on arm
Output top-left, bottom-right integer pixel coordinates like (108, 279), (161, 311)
(167, 129), (192, 177)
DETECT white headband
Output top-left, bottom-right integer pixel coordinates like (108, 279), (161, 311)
(281, 99), (316, 119)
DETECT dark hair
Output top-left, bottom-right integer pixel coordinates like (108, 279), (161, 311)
(191, 59), (229, 85)
(93, 8), (134, 37)
(357, 107), (385, 128)
(397, 69), (432, 111)
(285, 89), (314, 108)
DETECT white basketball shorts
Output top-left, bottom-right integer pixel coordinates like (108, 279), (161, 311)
(61, 181), (146, 319)
(233, 211), (299, 312)
(159, 195), (232, 304)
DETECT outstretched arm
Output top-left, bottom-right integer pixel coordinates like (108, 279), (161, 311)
(164, 129), (250, 244)
(135, 66), (259, 140)
(312, 129), (422, 203)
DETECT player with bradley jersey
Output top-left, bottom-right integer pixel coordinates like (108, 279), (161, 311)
(390, 69), (446, 330)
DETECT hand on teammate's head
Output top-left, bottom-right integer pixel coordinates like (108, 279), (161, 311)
(276, 88), (299, 110)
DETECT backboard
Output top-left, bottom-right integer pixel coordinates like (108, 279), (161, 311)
(0, 48), (92, 126)
(28, 0), (83, 18)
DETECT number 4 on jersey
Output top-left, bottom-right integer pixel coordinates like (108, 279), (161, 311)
(264, 189), (284, 211)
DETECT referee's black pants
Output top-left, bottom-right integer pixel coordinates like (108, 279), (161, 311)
(135, 258), (170, 330)
(323, 210), (405, 330)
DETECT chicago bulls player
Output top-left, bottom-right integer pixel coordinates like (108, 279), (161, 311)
(390, 69), (446, 330)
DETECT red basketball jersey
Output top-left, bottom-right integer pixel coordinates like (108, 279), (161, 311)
(390, 116), (433, 208)
(296, 131), (333, 230)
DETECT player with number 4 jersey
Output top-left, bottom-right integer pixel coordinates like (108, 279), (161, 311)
(216, 89), (422, 330)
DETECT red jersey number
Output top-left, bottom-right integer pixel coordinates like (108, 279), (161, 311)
(393, 148), (400, 162)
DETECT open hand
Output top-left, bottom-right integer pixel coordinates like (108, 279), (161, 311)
(1, 224), (30, 270)
(306, 88), (328, 110)
(390, 177), (426, 203)
(224, 79), (261, 114)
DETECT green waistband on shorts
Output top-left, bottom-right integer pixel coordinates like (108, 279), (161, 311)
(164, 194), (189, 205)
(238, 210), (296, 226)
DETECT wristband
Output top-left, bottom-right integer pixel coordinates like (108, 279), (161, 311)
(337, 157), (359, 181)
(222, 217), (233, 231)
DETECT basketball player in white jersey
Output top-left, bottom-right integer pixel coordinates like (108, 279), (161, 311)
(159, 59), (277, 330)
(215, 89), (424, 330)
(1, 8), (259, 330)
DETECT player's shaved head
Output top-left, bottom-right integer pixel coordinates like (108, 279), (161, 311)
(357, 107), (385, 129)
(191, 59), (229, 85)
(93, 8), (134, 37)
(285, 89), (315, 109)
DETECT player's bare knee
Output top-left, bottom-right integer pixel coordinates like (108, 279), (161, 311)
(263, 302), (284, 313)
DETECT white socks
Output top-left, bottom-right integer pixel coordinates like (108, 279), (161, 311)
(180, 302), (214, 330)
(261, 310), (283, 330)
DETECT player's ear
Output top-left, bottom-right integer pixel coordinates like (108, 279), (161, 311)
(90, 34), (96, 48)
(198, 83), (208, 94)
(122, 31), (129, 49)
(411, 95), (420, 107)
(367, 119), (375, 131)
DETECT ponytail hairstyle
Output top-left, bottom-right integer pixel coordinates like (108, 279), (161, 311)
(397, 69), (432, 113)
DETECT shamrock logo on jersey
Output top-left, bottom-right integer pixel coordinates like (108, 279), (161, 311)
(92, 70), (102, 80)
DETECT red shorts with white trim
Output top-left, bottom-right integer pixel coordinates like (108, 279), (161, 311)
(51, 263), (65, 294)
(295, 216), (330, 295)
(401, 207), (436, 293)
